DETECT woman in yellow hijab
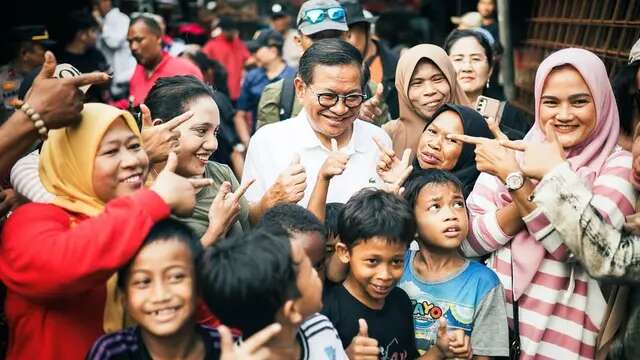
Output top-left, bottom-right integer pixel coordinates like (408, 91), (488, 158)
(0, 103), (206, 360)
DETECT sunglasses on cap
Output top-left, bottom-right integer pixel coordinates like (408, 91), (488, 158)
(298, 7), (346, 26)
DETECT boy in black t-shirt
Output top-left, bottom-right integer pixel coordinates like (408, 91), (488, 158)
(322, 189), (471, 360)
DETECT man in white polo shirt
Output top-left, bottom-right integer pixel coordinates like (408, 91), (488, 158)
(242, 38), (391, 210)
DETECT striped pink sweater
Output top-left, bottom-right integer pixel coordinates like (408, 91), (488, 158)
(461, 150), (636, 360)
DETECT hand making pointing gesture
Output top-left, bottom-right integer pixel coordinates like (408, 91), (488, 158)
(499, 121), (566, 180)
(140, 103), (194, 165)
(446, 117), (521, 182)
(374, 137), (413, 186)
(205, 179), (255, 247)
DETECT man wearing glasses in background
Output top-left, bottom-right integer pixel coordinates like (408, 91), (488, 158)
(255, 0), (390, 131)
(241, 38), (391, 211)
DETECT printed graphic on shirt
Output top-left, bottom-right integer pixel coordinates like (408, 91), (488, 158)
(399, 281), (473, 353)
(324, 346), (336, 360)
(379, 337), (409, 360)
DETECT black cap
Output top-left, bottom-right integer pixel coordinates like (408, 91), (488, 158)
(246, 29), (285, 53)
(339, 0), (376, 26)
(270, 3), (290, 19)
(11, 25), (56, 46)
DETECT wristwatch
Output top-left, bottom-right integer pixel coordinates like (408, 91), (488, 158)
(505, 172), (525, 192)
(233, 143), (247, 153)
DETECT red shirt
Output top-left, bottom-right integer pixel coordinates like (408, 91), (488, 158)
(0, 190), (170, 360)
(202, 35), (250, 101)
(129, 52), (203, 106)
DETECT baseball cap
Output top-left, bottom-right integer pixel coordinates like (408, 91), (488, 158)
(11, 25), (56, 47)
(296, 0), (348, 36)
(339, 0), (377, 26)
(270, 3), (290, 19)
(629, 38), (640, 64)
(451, 12), (483, 29)
(246, 29), (285, 53)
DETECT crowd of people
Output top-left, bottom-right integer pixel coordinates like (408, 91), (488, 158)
(1, 0), (640, 359)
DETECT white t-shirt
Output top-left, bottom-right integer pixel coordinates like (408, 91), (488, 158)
(298, 313), (348, 360)
(242, 111), (392, 207)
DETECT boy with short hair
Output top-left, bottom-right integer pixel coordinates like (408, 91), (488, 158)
(324, 188), (472, 360)
(323, 188), (419, 359)
(260, 203), (327, 272)
(198, 229), (347, 360)
(87, 219), (279, 360)
(399, 170), (509, 359)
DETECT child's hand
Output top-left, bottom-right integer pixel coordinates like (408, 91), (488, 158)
(319, 139), (350, 181)
(346, 319), (380, 360)
(433, 318), (472, 359)
(219, 323), (281, 360)
(374, 138), (413, 185)
(205, 179), (254, 247)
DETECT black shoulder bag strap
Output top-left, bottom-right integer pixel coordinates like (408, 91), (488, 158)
(279, 76), (296, 121)
(510, 245), (521, 360)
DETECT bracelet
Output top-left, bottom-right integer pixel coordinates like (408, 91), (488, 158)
(16, 102), (48, 140)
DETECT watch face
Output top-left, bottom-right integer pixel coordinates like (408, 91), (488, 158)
(506, 173), (524, 190)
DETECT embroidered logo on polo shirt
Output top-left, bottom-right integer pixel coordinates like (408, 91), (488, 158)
(324, 346), (336, 360)
(368, 177), (376, 184)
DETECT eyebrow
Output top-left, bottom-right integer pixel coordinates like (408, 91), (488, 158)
(103, 134), (139, 145)
(541, 93), (591, 100)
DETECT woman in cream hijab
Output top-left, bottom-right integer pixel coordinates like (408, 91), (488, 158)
(383, 44), (470, 156)
(0, 103), (209, 360)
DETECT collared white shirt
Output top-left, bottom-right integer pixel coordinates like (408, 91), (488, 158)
(242, 111), (392, 207)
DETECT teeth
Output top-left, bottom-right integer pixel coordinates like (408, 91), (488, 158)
(124, 175), (140, 183)
(153, 308), (176, 316)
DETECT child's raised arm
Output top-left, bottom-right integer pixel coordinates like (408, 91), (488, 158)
(307, 139), (349, 221)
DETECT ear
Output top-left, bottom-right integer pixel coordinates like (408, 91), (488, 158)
(281, 299), (304, 326)
(294, 33), (304, 52)
(294, 76), (306, 99)
(487, 65), (494, 80)
(335, 242), (351, 264)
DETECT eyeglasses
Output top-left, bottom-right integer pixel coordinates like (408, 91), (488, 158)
(298, 7), (346, 26)
(309, 87), (366, 108)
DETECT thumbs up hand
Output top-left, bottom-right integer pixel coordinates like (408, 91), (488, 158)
(358, 83), (385, 123)
(346, 319), (380, 360)
(264, 153), (307, 206)
(318, 138), (350, 181)
(151, 152), (213, 216)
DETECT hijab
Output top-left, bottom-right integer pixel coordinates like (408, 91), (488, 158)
(412, 103), (494, 197)
(508, 48), (622, 300)
(384, 44), (470, 157)
(40, 103), (141, 216)
(39, 102), (142, 333)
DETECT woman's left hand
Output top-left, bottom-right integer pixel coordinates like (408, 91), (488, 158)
(447, 117), (521, 182)
(499, 121), (566, 180)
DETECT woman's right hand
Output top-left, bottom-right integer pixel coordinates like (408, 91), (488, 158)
(205, 179), (255, 246)
(150, 152), (213, 216)
(373, 138), (413, 185)
(140, 104), (193, 165)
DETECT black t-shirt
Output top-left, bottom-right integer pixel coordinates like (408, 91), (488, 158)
(57, 47), (110, 103)
(322, 283), (419, 360)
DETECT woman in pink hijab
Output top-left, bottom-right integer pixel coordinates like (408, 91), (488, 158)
(453, 48), (637, 359)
